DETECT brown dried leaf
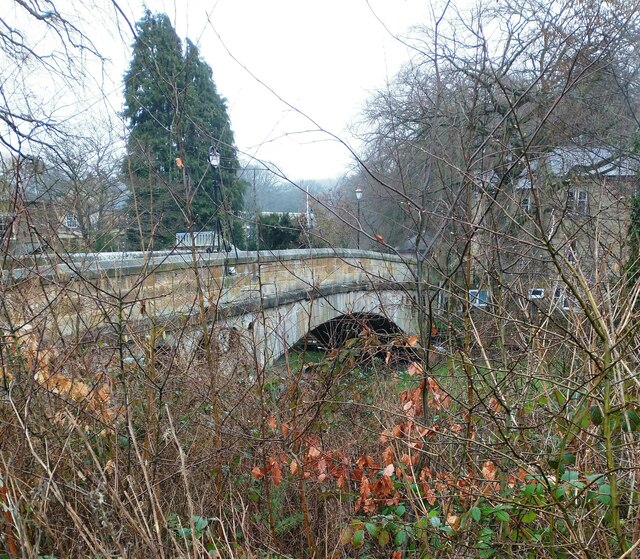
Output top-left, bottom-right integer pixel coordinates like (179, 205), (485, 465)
(251, 466), (264, 480)
(281, 421), (290, 437)
(379, 428), (391, 444)
(360, 476), (371, 499)
(363, 497), (377, 514)
(489, 397), (502, 414)
(271, 460), (282, 487)
(407, 361), (422, 376)
(308, 446), (321, 459)
(407, 335), (420, 347)
(482, 460), (497, 481)
(446, 514), (460, 531)
(424, 485), (437, 505)
(382, 445), (394, 465)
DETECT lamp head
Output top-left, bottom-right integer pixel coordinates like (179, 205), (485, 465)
(208, 146), (220, 167)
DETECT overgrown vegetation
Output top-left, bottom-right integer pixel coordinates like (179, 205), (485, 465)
(2, 0), (640, 558)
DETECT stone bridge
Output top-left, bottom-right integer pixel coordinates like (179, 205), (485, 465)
(3, 249), (420, 366)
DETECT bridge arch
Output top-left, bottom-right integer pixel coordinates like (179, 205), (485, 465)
(221, 287), (418, 365)
(308, 312), (404, 349)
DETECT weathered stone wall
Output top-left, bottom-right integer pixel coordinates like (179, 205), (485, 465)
(3, 249), (418, 364)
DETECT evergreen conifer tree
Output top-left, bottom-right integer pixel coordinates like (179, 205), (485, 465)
(123, 11), (244, 249)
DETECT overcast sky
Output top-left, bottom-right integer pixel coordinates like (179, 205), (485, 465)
(105, 0), (429, 181)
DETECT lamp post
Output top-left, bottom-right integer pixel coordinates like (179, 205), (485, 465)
(208, 146), (222, 252)
(355, 187), (363, 249)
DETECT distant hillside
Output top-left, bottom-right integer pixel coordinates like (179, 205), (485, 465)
(243, 176), (335, 214)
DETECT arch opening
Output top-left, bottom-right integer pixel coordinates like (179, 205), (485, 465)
(305, 312), (404, 350)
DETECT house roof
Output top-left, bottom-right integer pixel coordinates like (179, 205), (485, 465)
(22, 168), (66, 203)
(545, 147), (640, 177)
(517, 146), (639, 188)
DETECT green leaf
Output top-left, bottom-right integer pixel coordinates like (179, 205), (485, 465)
(193, 515), (208, 533)
(522, 510), (537, 523)
(494, 510), (510, 523)
(340, 525), (354, 545)
(590, 405), (603, 425)
(597, 484), (612, 505)
(248, 488), (260, 503)
(378, 529), (390, 547)
(471, 506), (482, 522)
(365, 522), (379, 537)
(552, 390), (566, 405)
(430, 516), (441, 528)
(523, 484), (536, 498)
(352, 529), (365, 548)
(394, 529), (408, 546)
(396, 504), (406, 516)
(561, 470), (579, 482)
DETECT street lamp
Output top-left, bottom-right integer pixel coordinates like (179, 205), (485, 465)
(208, 146), (223, 252)
(208, 146), (220, 167)
(355, 187), (363, 249)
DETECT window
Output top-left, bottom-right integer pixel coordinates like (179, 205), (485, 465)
(65, 212), (79, 229)
(469, 289), (489, 308)
(528, 288), (545, 300)
(567, 188), (588, 216)
(576, 189), (588, 215)
(515, 175), (534, 190)
(553, 287), (575, 311)
(0, 214), (14, 239)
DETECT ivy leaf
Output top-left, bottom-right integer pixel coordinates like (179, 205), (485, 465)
(471, 506), (482, 522)
(352, 529), (365, 548)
